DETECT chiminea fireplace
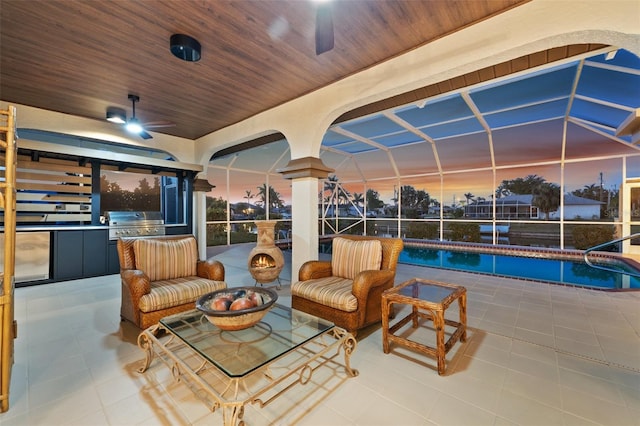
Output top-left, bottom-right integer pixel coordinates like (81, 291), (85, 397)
(248, 221), (284, 289)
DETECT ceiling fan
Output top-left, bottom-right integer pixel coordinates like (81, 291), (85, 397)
(315, 1), (334, 55)
(106, 94), (173, 140)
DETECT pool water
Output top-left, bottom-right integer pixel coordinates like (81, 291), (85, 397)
(399, 246), (640, 290)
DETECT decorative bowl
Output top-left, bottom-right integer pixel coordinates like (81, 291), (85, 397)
(196, 287), (278, 331)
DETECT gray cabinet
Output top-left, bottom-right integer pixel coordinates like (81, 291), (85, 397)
(83, 230), (108, 277)
(53, 229), (108, 281)
(107, 241), (120, 274)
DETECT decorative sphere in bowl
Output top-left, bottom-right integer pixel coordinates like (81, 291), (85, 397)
(196, 287), (278, 331)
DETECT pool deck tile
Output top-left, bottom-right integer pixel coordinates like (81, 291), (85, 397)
(3, 242), (639, 426)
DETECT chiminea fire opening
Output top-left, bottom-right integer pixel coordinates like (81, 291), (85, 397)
(250, 254), (276, 269)
(248, 221), (284, 289)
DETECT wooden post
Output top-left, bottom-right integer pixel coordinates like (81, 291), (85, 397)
(0, 105), (17, 413)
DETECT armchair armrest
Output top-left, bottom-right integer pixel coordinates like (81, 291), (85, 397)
(120, 269), (151, 325)
(197, 258), (225, 281)
(122, 269), (151, 298)
(351, 269), (395, 300)
(299, 260), (333, 281)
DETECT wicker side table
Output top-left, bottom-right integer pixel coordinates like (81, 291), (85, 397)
(381, 278), (467, 375)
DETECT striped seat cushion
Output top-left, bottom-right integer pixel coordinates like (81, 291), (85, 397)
(331, 237), (382, 280)
(291, 276), (357, 312)
(139, 277), (227, 312)
(133, 237), (198, 281)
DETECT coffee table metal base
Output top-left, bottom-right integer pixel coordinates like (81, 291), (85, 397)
(138, 319), (358, 426)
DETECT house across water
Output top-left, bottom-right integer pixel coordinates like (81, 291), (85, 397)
(465, 194), (604, 220)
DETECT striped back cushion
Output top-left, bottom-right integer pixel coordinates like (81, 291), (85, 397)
(133, 237), (198, 281)
(331, 237), (382, 280)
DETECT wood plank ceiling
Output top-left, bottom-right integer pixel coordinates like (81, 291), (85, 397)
(0, 0), (528, 141)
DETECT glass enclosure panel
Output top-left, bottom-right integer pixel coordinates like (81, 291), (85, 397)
(367, 219), (398, 238)
(264, 176), (290, 218)
(206, 167), (229, 219)
(435, 133), (492, 171)
(364, 182), (391, 218)
(270, 177), (291, 209)
(495, 165), (561, 219)
(339, 181), (366, 218)
(564, 222), (617, 250)
(230, 221), (257, 244)
(631, 224), (640, 246)
(493, 120), (563, 166)
(564, 158), (622, 221)
(392, 143), (439, 176)
(321, 218), (363, 235)
(230, 139), (289, 173)
(267, 176), (291, 241)
(508, 222), (561, 248)
(230, 169), (263, 220)
(565, 122), (640, 160)
(205, 167), (229, 246)
(442, 221), (483, 243)
(626, 155), (640, 179)
(626, 156), (640, 247)
(631, 186), (640, 221)
(400, 174), (442, 219)
(442, 170), (493, 219)
(404, 220), (439, 240)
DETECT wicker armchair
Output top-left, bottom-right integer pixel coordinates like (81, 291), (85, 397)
(117, 234), (226, 329)
(291, 235), (403, 336)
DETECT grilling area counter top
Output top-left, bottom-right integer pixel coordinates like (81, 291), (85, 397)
(1, 223), (191, 286)
(0, 223), (188, 232)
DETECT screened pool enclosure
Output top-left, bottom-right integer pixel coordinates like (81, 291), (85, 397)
(206, 47), (640, 251)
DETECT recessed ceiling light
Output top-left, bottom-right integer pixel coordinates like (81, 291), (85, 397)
(170, 34), (201, 62)
(106, 107), (126, 124)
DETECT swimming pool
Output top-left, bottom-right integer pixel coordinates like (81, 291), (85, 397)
(399, 241), (640, 290)
(318, 238), (640, 290)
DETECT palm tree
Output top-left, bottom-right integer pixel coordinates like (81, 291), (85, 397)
(495, 186), (510, 199)
(352, 192), (364, 216)
(532, 183), (560, 219)
(323, 175), (339, 195)
(352, 192), (364, 208)
(244, 190), (254, 205)
(577, 183), (599, 200)
(464, 192), (475, 205)
(257, 183), (284, 211)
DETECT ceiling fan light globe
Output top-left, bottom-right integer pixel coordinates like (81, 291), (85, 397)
(126, 120), (143, 134)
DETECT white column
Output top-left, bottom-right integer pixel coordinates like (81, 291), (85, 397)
(193, 191), (207, 259)
(193, 178), (214, 260)
(278, 157), (334, 283)
(291, 177), (320, 282)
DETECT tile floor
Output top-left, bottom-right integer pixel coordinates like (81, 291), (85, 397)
(1, 244), (639, 425)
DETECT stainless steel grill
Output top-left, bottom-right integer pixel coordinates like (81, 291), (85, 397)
(106, 211), (165, 240)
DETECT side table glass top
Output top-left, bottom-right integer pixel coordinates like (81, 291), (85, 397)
(397, 280), (459, 303)
(159, 303), (334, 377)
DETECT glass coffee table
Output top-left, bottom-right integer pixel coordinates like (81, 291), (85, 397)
(137, 303), (358, 425)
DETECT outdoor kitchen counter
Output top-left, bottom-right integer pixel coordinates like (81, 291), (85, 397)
(1, 223), (188, 231)
(1, 225), (109, 232)
(1, 224), (191, 286)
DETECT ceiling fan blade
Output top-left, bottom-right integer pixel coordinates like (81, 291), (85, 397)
(139, 129), (153, 140)
(315, 3), (334, 55)
(143, 121), (175, 129)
